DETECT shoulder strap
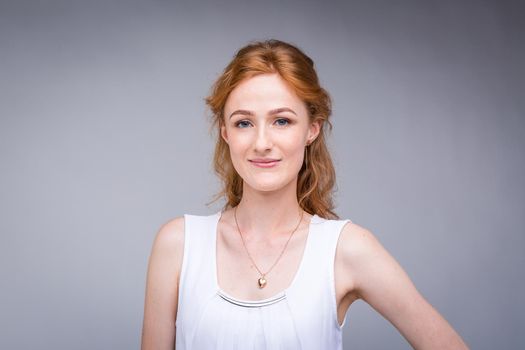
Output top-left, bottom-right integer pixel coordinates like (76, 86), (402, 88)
(285, 216), (351, 347)
(177, 213), (219, 320)
(294, 216), (351, 290)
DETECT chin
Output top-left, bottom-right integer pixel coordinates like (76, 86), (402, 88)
(243, 176), (296, 193)
(253, 185), (285, 193)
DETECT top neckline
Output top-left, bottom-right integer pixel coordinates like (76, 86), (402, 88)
(212, 210), (320, 306)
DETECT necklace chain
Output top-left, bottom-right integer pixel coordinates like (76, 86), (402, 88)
(233, 206), (304, 288)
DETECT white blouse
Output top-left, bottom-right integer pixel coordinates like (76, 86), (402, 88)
(175, 211), (351, 349)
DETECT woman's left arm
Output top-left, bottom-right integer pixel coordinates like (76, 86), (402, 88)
(338, 223), (469, 349)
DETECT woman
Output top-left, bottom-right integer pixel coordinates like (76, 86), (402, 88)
(141, 39), (468, 349)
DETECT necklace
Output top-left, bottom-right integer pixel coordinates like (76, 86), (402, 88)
(233, 206), (304, 289)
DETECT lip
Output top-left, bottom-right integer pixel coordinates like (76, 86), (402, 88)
(249, 158), (281, 168)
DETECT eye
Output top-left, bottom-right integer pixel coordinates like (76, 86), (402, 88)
(275, 118), (290, 126)
(235, 120), (252, 128)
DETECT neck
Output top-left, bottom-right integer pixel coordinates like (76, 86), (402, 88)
(234, 179), (306, 240)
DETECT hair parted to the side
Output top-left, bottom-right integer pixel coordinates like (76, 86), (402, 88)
(205, 39), (338, 219)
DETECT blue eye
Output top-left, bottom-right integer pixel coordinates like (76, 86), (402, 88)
(275, 118), (290, 126)
(235, 120), (252, 128)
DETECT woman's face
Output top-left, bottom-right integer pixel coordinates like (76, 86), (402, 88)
(221, 73), (320, 193)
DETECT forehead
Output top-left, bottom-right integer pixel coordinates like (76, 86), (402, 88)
(225, 73), (306, 113)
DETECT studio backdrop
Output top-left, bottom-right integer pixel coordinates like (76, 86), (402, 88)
(1, 0), (523, 349)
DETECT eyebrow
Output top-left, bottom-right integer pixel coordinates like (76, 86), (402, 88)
(229, 107), (297, 119)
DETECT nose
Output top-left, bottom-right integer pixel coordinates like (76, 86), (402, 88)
(254, 125), (273, 152)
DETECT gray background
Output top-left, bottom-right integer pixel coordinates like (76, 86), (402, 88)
(1, 0), (523, 349)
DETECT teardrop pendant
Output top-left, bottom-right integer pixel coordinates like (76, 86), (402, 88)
(258, 276), (267, 288)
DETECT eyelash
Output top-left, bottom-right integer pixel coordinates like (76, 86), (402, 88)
(275, 118), (290, 126)
(235, 120), (251, 128)
(235, 118), (291, 128)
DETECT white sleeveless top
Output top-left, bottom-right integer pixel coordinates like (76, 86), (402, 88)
(176, 211), (351, 349)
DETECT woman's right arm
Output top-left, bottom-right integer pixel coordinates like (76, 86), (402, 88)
(141, 217), (185, 350)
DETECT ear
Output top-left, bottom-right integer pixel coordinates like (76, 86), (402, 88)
(306, 120), (321, 145)
(220, 124), (229, 144)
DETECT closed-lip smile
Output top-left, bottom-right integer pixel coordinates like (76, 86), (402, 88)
(249, 158), (281, 168)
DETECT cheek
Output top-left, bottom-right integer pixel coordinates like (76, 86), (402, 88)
(284, 134), (307, 154)
(280, 141), (306, 171)
(228, 135), (250, 152)
(227, 133), (252, 163)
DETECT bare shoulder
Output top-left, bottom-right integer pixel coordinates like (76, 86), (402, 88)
(337, 221), (384, 266)
(153, 216), (185, 253)
(142, 216), (185, 349)
(148, 216), (186, 277)
(335, 220), (399, 296)
(335, 220), (469, 349)
(144, 215), (186, 313)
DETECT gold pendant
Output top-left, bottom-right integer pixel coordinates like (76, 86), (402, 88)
(258, 276), (267, 288)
